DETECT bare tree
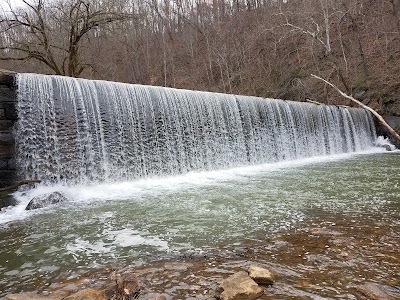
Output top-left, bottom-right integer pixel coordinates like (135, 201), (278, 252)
(277, 0), (336, 55)
(0, 0), (134, 77)
(0, 0), (398, 117)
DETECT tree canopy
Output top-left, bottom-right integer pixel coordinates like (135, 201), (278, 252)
(0, 0), (134, 77)
(1, 0), (399, 115)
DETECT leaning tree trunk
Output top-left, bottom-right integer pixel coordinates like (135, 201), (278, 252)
(311, 74), (400, 144)
(0, 180), (41, 192)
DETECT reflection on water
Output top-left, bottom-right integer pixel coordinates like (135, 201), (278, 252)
(0, 151), (399, 297)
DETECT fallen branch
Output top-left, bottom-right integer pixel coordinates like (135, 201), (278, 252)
(305, 98), (322, 105)
(0, 179), (41, 192)
(311, 74), (400, 144)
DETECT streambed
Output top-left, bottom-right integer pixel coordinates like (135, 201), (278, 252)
(0, 151), (399, 298)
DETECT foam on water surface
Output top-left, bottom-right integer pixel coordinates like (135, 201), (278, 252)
(0, 151), (398, 297)
(0, 146), (391, 226)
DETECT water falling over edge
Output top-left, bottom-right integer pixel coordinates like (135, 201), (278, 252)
(15, 73), (377, 185)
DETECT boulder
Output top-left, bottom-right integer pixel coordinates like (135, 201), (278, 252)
(248, 265), (275, 286)
(63, 288), (106, 300)
(219, 271), (264, 300)
(25, 191), (68, 210)
(355, 283), (400, 300)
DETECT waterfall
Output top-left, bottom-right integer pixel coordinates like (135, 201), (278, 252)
(15, 73), (377, 184)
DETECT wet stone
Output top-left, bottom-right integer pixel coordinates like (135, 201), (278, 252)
(309, 227), (341, 236)
(4, 291), (62, 300)
(0, 191), (17, 209)
(26, 192), (68, 210)
(63, 288), (106, 300)
(219, 271), (264, 300)
(248, 265), (275, 286)
(355, 283), (400, 300)
(147, 294), (167, 300)
(164, 262), (191, 272)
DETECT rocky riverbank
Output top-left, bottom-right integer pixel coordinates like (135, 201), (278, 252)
(4, 211), (400, 300)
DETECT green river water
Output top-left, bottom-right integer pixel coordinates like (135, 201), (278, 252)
(0, 151), (399, 297)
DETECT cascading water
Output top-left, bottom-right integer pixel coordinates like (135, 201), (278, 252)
(2, 73), (397, 299)
(15, 73), (377, 184)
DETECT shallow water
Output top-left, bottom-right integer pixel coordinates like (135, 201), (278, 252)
(0, 150), (399, 297)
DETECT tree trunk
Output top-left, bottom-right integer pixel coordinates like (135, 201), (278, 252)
(0, 180), (42, 192)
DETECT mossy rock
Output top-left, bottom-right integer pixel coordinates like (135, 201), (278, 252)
(0, 191), (17, 209)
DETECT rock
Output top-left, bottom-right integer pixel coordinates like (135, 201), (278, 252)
(25, 191), (68, 210)
(373, 137), (396, 151)
(4, 292), (62, 300)
(148, 295), (167, 300)
(164, 262), (191, 272)
(0, 191), (17, 209)
(219, 271), (264, 300)
(355, 90), (366, 100)
(248, 265), (275, 285)
(355, 283), (400, 300)
(384, 144), (393, 151)
(309, 227), (341, 236)
(138, 293), (167, 300)
(63, 288), (106, 300)
(104, 272), (141, 299)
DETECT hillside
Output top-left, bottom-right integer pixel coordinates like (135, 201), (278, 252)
(1, 0), (399, 116)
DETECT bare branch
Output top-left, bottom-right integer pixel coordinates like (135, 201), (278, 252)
(0, 0), (135, 77)
(0, 179), (41, 192)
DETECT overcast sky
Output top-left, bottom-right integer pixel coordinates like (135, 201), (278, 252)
(2, 0), (25, 9)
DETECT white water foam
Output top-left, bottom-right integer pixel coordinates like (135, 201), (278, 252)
(374, 135), (397, 151)
(0, 146), (392, 226)
(66, 229), (170, 263)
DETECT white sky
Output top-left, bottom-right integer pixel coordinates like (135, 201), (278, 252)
(2, 0), (26, 9)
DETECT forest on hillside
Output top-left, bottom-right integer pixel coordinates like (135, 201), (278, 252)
(1, 0), (399, 116)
